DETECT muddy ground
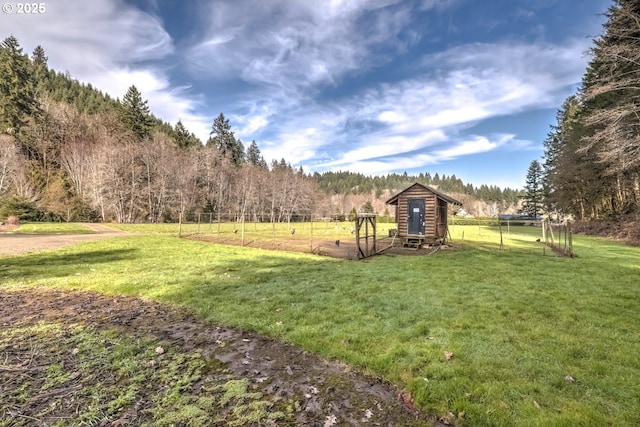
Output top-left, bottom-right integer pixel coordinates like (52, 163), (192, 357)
(189, 234), (452, 259)
(0, 229), (447, 426)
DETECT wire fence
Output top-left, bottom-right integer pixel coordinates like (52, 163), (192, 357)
(447, 217), (576, 257)
(174, 213), (575, 258)
(176, 212), (397, 259)
(542, 218), (575, 257)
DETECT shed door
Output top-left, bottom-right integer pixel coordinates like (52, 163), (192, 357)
(407, 198), (425, 235)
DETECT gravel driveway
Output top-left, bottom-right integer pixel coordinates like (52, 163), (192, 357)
(0, 224), (127, 256)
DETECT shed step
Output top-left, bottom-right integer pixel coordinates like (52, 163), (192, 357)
(404, 237), (425, 249)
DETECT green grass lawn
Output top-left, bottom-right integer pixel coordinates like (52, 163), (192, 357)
(1, 225), (638, 426)
(111, 220), (398, 241)
(11, 222), (95, 234)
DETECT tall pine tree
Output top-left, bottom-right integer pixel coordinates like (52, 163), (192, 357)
(541, 0), (640, 219)
(0, 36), (38, 134)
(207, 113), (244, 165)
(245, 140), (266, 167)
(119, 85), (154, 140)
(580, 0), (640, 213)
(522, 160), (544, 218)
(173, 120), (199, 149)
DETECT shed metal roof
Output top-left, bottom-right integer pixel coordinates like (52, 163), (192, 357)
(385, 182), (463, 206)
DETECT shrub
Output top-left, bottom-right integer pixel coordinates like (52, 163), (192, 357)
(0, 196), (44, 222)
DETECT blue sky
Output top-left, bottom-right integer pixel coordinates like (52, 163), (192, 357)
(1, 0), (610, 188)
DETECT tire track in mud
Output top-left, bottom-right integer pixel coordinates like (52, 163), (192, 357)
(1, 287), (446, 426)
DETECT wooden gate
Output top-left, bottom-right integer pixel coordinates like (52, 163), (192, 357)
(355, 214), (377, 259)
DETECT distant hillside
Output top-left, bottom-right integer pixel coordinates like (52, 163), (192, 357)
(1, 36), (522, 222)
(313, 170), (523, 208)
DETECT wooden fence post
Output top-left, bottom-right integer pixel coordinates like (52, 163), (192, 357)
(568, 221), (573, 256)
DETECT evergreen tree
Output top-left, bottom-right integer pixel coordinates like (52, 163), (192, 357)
(119, 85), (154, 140)
(31, 45), (48, 70)
(361, 200), (374, 214)
(541, 95), (605, 218)
(522, 160), (544, 218)
(207, 113), (244, 165)
(581, 0), (640, 177)
(540, 0), (640, 218)
(579, 0), (640, 214)
(347, 207), (358, 221)
(246, 140), (266, 167)
(0, 36), (38, 134)
(173, 120), (199, 149)
(233, 138), (245, 166)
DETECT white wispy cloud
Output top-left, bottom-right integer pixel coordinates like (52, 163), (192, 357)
(186, 0), (417, 89)
(178, 0), (591, 169)
(329, 134), (520, 176)
(1, 0), (210, 139)
(1, 0), (596, 182)
(2, 1), (173, 68)
(253, 38), (591, 171)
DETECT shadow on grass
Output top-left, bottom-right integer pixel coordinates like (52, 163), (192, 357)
(0, 248), (138, 279)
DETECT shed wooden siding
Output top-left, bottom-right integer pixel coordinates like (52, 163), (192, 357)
(386, 183), (462, 242)
(395, 185), (437, 238)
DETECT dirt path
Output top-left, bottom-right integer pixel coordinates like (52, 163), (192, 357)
(1, 288), (444, 426)
(0, 224), (127, 256)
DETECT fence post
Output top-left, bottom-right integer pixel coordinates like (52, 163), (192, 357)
(310, 215), (314, 253)
(568, 221), (573, 256)
(241, 214), (245, 246)
(217, 212), (221, 241)
(272, 219), (276, 249)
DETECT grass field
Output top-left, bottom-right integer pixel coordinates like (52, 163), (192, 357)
(10, 222), (95, 234)
(1, 223), (639, 426)
(110, 219), (398, 240)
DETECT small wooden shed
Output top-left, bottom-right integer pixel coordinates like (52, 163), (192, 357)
(386, 183), (462, 246)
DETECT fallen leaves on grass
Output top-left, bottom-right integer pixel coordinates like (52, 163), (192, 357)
(397, 389), (416, 411)
(363, 408), (373, 420)
(324, 414), (337, 426)
(439, 411), (457, 424)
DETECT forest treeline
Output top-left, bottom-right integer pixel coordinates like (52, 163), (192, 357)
(542, 0), (640, 221)
(0, 35), (319, 223)
(314, 171), (521, 206)
(2, 2), (638, 225)
(0, 35), (524, 223)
